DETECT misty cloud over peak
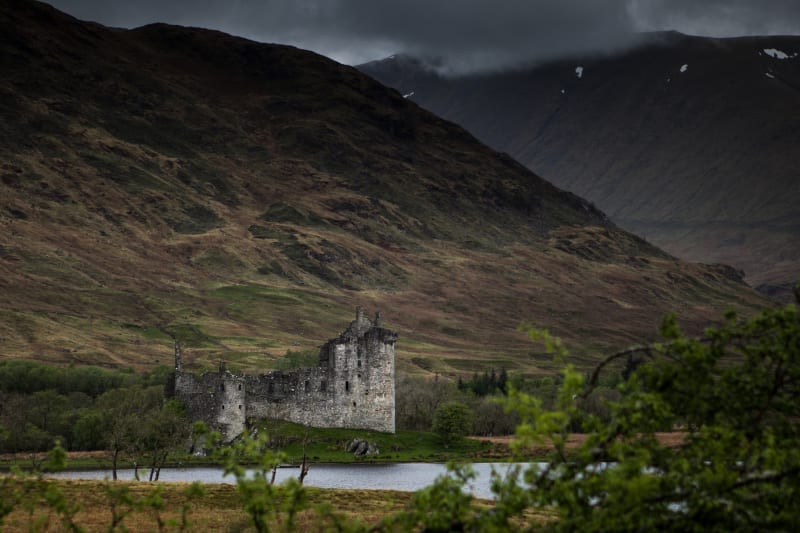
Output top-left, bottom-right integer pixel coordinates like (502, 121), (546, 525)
(49, 0), (800, 74)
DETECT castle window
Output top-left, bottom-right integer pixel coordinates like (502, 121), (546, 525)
(357, 359), (362, 368)
(220, 383), (225, 392)
(353, 401), (356, 407)
(345, 381), (350, 392)
(221, 405), (224, 410)
(238, 384), (242, 391)
(238, 404), (242, 410)
(269, 382), (274, 393)
(305, 380), (310, 393)
(320, 380), (327, 392)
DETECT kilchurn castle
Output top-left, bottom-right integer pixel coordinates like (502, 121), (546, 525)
(169, 308), (397, 441)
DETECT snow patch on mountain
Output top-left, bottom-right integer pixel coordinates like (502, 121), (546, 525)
(763, 48), (789, 59)
(575, 66), (584, 79)
(680, 64), (688, 73)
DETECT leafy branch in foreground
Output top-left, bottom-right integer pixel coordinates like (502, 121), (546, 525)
(380, 463), (536, 532)
(212, 429), (309, 533)
(392, 303), (799, 531)
(509, 304), (800, 531)
(0, 437), (205, 532)
(0, 440), (82, 531)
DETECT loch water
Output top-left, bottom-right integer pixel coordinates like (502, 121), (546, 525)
(49, 462), (540, 499)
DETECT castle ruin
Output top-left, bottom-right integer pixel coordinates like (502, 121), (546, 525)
(171, 307), (397, 441)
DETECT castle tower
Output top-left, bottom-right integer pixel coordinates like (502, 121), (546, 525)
(319, 307), (397, 432)
(348, 306), (373, 337)
(214, 368), (246, 440)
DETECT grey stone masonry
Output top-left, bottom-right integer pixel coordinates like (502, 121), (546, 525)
(171, 308), (397, 441)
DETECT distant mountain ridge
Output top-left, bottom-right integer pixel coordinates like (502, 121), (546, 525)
(0, 2), (769, 375)
(359, 32), (800, 300)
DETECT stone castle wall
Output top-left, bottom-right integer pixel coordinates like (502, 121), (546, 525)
(172, 308), (396, 441)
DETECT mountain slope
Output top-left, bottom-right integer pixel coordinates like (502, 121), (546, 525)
(0, 2), (768, 376)
(360, 32), (800, 300)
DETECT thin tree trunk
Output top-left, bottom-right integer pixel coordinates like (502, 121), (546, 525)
(299, 453), (309, 485)
(112, 448), (119, 481)
(155, 451), (167, 481)
(149, 451), (159, 481)
(298, 434), (310, 485)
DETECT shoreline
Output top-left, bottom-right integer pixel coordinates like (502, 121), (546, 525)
(0, 432), (687, 471)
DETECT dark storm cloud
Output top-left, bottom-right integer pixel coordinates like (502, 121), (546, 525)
(48, 0), (800, 73)
(628, 0), (800, 37)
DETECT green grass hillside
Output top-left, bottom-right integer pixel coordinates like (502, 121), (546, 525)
(0, 1), (770, 377)
(359, 34), (800, 300)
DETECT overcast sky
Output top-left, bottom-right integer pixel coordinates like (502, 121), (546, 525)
(48, 0), (800, 73)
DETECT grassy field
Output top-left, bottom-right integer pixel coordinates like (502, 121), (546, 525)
(0, 478), (553, 532)
(0, 479), (410, 531)
(254, 420), (505, 464)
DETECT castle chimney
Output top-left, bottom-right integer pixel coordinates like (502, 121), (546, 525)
(356, 306), (365, 323)
(374, 311), (383, 328)
(174, 340), (183, 372)
(219, 360), (226, 373)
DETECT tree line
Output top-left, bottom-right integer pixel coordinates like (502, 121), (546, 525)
(0, 362), (189, 480)
(397, 366), (621, 440)
(457, 367), (509, 396)
(0, 360), (156, 397)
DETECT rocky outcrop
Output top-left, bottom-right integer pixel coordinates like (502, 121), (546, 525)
(346, 438), (380, 456)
